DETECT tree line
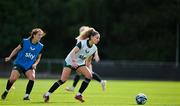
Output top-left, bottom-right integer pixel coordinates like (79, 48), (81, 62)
(0, 0), (178, 61)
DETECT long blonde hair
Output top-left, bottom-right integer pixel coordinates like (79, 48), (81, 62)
(76, 26), (99, 40)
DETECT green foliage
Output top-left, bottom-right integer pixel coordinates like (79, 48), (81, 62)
(0, 0), (177, 61)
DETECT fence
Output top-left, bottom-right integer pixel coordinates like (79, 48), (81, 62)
(0, 59), (179, 80)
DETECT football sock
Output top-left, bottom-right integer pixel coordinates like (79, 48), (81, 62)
(78, 78), (91, 94)
(25, 80), (34, 95)
(48, 80), (64, 93)
(6, 80), (14, 91)
(92, 72), (101, 82)
(73, 74), (81, 87)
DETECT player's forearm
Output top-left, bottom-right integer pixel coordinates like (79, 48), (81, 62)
(34, 55), (41, 66)
(8, 48), (19, 59)
(71, 52), (76, 62)
(70, 47), (79, 63)
(34, 59), (40, 66)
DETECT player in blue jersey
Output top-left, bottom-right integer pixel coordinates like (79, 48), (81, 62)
(66, 26), (106, 92)
(43, 27), (100, 103)
(1, 28), (45, 100)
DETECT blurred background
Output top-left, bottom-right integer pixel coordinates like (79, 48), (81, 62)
(0, 0), (179, 80)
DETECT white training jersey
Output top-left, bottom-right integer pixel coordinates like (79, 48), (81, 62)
(65, 39), (97, 66)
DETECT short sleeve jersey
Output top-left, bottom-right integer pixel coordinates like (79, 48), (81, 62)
(65, 39), (97, 66)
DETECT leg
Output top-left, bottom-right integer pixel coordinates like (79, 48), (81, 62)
(23, 69), (35, 100)
(75, 66), (92, 102)
(73, 74), (81, 88)
(1, 70), (20, 100)
(43, 67), (71, 102)
(66, 74), (81, 91)
(89, 64), (107, 91)
(92, 72), (106, 91)
(88, 64), (102, 82)
(92, 72), (101, 82)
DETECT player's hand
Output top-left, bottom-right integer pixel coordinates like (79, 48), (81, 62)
(32, 64), (37, 70)
(5, 57), (11, 62)
(72, 62), (78, 69)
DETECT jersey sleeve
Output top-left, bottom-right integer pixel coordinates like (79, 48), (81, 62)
(76, 41), (82, 49)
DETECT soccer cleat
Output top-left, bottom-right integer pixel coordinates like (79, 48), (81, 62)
(101, 80), (107, 91)
(43, 94), (49, 102)
(23, 96), (30, 100)
(75, 94), (85, 103)
(65, 86), (75, 92)
(1, 91), (8, 100)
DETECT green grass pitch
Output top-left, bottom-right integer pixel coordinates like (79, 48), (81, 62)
(0, 78), (180, 106)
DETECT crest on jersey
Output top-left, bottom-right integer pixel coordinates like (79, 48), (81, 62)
(30, 47), (35, 51)
(85, 50), (90, 53)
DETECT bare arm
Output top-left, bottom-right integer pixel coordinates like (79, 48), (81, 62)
(70, 46), (80, 68)
(5, 44), (22, 62)
(94, 50), (100, 62)
(32, 54), (42, 70)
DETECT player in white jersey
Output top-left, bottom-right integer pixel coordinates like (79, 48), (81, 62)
(43, 27), (100, 103)
(66, 26), (106, 92)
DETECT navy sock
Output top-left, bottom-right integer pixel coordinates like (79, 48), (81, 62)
(92, 72), (102, 82)
(78, 78), (91, 94)
(6, 80), (14, 91)
(48, 80), (64, 93)
(73, 74), (80, 87)
(26, 80), (34, 95)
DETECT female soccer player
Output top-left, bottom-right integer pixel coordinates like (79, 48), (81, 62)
(43, 27), (100, 103)
(66, 26), (106, 92)
(66, 51), (106, 91)
(1, 28), (45, 100)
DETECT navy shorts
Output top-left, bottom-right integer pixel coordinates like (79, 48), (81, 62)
(12, 64), (32, 75)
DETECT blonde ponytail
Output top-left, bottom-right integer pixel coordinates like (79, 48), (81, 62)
(76, 27), (94, 40)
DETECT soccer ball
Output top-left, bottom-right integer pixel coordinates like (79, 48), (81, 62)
(136, 93), (147, 105)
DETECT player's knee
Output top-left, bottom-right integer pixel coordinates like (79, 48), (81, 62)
(85, 74), (92, 79)
(9, 77), (17, 83)
(9, 79), (16, 83)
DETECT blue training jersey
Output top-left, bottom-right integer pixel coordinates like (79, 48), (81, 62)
(14, 38), (44, 70)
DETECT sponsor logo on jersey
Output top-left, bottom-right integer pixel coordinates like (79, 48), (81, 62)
(25, 52), (35, 60)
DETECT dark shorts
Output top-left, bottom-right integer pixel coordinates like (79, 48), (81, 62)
(12, 64), (32, 75)
(63, 61), (86, 71)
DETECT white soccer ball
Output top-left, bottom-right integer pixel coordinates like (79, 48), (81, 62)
(136, 93), (147, 105)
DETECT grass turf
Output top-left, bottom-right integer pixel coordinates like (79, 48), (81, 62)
(0, 78), (180, 106)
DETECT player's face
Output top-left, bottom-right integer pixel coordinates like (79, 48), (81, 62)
(91, 34), (100, 44)
(33, 31), (43, 42)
